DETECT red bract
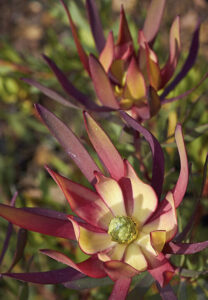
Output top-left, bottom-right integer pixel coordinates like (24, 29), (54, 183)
(23, 0), (208, 121)
(1, 105), (208, 299)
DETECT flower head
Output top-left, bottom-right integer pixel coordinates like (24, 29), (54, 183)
(23, 0), (208, 121)
(1, 105), (208, 299)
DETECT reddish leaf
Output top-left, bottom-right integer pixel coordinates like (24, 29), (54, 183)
(116, 6), (132, 46)
(163, 241), (208, 255)
(143, 0), (166, 44)
(115, 6), (133, 60)
(40, 250), (106, 278)
(22, 78), (79, 109)
(0, 204), (75, 240)
(175, 154), (208, 243)
(120, 111), (164, 199)
(46, 166), (111, 230)
(84, 112), (125, 181)
(89, 54), (119, 109)
(104, 260), (138, 281)
(43, 55), (99, 110)
(86, 0), (105, 53)
(2, 267), (84, 284)
(161, 22), (201, 98)
(173, 124), (189, 208)
(109, 277), (131, 300)
(0, 192), (18, 265)
(160, 17), (181, 88)
(59, 0), (89, 73)
(148, 253), (175, 287)
(35, 104), (100, 184)
(8, 228), (28, 272)
(119, 176), (134, 216)
(99, 31), (114, 72)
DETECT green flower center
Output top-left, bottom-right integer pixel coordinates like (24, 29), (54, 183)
(108, 216), (138, 244)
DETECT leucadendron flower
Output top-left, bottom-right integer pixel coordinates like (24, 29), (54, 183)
(23, 0), (208, 121)
(0, 106), (208, 299)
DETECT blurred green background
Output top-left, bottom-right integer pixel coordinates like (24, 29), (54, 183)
(0, 0), (208, 299)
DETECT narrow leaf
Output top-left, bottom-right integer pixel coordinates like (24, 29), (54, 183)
(0, 192), (18, 265)
(8, 228), (28, 272)
(109, 277), (131, 300)
(2, 267), (84, 284)
(40, 250), (106, 278)
(84, 112), (125, 181)
(0, 204), (75, 240)
(116, 6), (132, 46)
(161, 23), (200, 98)
(35, 104), (100, 184)
(160, 16), (181, 88)
(143, 0), (166, 43)
(138, 31), (161, 90)
(99, 31), (114, 72)
(59, 0), (89, 73)
(86, 0), (105, 53)
(164, 241), (208, 254)
(43, 55), (96, 108)
(175, 154), (208, 242)
(120, 111), (164, 199)
(173, 124), (189, 208)
(161, 72), (208, 104)
(89, 54), (119, 109)
(22, 78), (79, 109)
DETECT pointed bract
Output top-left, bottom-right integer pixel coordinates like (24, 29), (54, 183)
(173, 124), (189, 207)
(161, 22), (200, 98)
(161, 16), (181, 88)
(86, 0), (105, 53)
(89, 54), (119, 109)
(59, 0), (89, 73)
(46, 166), (112, 230)
(143, 0), (166, 44)
(99, 31), (114, 72)
(120, 111), (164, 199)
(84, 111), (125, 180)
(124, 57), (146, 101)
(116, 6), (132, 46)
(40, 250), (106, 278)
(35, 104), (100, 184)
